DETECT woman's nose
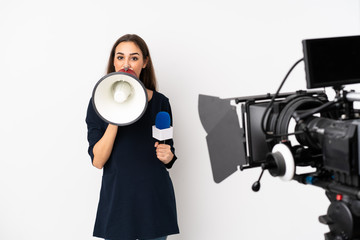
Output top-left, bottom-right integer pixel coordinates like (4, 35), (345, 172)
(123, 60), (130, 70)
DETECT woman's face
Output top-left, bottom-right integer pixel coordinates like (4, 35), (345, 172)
(113, 41), (148, 77)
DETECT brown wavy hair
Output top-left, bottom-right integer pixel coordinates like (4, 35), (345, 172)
(106, 34), (157, 91)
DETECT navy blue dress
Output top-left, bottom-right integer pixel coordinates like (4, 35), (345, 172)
(86, 91), (179, 240)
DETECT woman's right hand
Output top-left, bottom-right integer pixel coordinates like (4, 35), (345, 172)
(92, 124), (118, 169)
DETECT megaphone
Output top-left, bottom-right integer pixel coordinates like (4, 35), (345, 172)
(92, 69), (148, 126)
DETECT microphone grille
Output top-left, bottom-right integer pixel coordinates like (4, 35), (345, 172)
(155, 112), (171, 129)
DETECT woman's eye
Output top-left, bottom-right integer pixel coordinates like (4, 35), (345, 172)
(117, 56), (124, 60)
(131, 57), (138, 61)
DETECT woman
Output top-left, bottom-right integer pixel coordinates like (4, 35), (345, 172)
(86, 34), (179, 240)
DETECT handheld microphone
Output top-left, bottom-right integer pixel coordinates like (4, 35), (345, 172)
(153, 111), (173, 142)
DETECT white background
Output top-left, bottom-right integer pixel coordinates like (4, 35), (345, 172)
(0, 0), (359, 239)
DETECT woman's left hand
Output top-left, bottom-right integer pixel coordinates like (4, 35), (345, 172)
(154, 142), (174, 164)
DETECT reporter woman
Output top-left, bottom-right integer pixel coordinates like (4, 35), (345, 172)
(86, 34), (179, 240)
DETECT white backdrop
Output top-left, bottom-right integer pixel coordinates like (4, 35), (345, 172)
(0, 0), (359, 239)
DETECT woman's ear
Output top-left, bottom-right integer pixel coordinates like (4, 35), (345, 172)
(143, 56), (149, 69)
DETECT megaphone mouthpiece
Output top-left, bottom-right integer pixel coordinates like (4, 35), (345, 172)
(113, 81), (133, 103)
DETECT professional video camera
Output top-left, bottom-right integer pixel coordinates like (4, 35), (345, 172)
(199, 35), (360, 240)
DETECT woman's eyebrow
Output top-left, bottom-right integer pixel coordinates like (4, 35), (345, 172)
(116, 52), (140, 56)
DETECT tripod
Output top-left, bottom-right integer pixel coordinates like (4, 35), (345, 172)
(319, 191), (360, 240)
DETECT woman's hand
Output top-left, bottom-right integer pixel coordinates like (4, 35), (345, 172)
(92, 124), (118, 169)
(154, 142), (174, 164)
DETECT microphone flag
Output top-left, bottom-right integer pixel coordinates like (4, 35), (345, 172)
(153, 111), (173, 141)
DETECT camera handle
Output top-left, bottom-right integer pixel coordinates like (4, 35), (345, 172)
(252, 143), (295, 192)
(252, 168), (265, 192)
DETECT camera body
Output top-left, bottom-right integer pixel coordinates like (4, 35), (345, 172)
(232, 83), (360, 240)
(240, 90), (360, 189)
(198, 35), (360, 239)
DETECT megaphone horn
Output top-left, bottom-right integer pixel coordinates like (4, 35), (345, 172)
(92, 70), (148, 126)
